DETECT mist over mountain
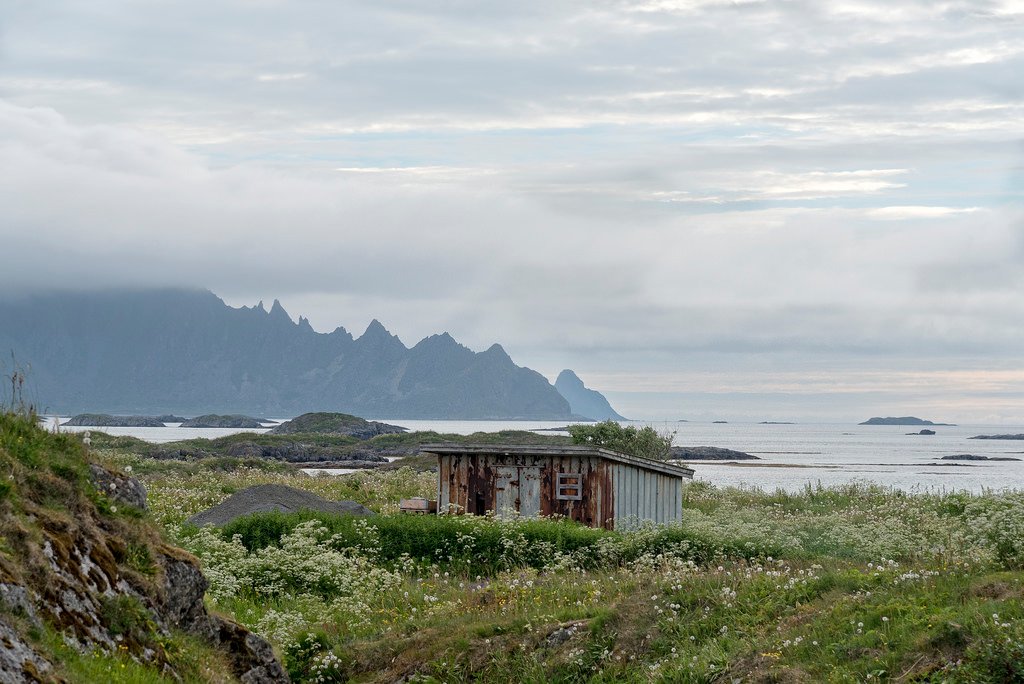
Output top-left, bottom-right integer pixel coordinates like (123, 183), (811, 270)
(555, 370), (626, 421)
(0, 289), (575, 419)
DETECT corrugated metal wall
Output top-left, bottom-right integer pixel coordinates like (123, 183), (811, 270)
(436, 451), (682, 530)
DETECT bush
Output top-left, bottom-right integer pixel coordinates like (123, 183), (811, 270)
(567, 421), (673, 461)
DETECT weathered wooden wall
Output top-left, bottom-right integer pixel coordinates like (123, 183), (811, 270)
(436, 450), (683, 530)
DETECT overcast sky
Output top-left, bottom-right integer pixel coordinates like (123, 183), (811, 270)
(1, 1), (1022, 422)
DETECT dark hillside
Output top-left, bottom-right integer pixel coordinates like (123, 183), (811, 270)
(0, 288), (573, 419)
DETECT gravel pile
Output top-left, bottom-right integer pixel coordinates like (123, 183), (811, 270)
(187, 484), (374, 526)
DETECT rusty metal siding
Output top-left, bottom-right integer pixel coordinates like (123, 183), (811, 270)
(433, 447), (684, 530)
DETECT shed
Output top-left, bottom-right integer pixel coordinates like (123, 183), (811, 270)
(421, 444), (694, 530)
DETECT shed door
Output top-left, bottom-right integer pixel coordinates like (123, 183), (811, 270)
(519, 468), (541, 517)
(493, 466), (541, 517)
(494, 467), (519, 516)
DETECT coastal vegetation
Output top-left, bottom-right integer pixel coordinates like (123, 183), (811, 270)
(7, 406), (1024, 682)
(568, 420), (674, 461)
(0, 411), (288, 682)
(90, 440), (1024, 683)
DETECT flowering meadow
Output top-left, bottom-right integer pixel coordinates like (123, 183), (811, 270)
(99, 449), (1024, 683)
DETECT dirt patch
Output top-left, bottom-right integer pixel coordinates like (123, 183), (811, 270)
(971, 580), (1024, 601)
(187, 483), (374, 526)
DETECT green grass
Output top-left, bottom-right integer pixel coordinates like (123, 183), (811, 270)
(83, 427), (1024, 682)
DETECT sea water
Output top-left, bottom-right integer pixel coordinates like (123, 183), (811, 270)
(40, 416), (1024, 493)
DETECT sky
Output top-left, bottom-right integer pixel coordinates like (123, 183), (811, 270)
(1, 0), (1022, 423)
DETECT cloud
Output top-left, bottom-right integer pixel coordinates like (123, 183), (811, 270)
(0, 0), (1022, 420)
(867, 206), (984, 220)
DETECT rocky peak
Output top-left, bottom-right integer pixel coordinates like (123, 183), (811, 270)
(268, 298), (292, 322)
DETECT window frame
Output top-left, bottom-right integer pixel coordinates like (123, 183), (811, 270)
(556, 472), (583, 501)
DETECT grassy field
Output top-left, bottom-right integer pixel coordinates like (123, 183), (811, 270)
(94, 444), (1024, 683)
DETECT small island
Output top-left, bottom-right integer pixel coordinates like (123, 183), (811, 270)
(269, 412), (407, 439)
(859, 416), (955, 426)
(178, 414), (271, 428)
(760, 421), (795, 425)
(61, 414), (167, 427)
(939, 454), (1022, 462)
(968, 434), (1024, 441)
(156, 414), (189, 423)
(907, 429), (936, 436)
(668, 446), (759, 461)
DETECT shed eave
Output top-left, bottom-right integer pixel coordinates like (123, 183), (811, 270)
(420, 443), (694, 479)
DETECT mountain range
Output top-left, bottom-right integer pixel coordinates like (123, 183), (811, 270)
(0, 289), (623, 420)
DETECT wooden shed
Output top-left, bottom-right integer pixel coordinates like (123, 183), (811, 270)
(421, 444), (694, 530)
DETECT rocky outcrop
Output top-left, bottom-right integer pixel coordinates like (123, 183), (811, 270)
(939, 454), (1022, 462)
(969, 434), (1024, 440)
(0, 618), (51, 681)
(554, 370), (626, 421)
(0, 414), (289, 682)
(668, 446), (759, 460)
(89, 463), (148, 510)
(269, 412), (407, 438)
(61, 414), (166, 427)
(160, 553), (289, 682)
(907, 429), (936, 435)
(178, 414), (270, 428)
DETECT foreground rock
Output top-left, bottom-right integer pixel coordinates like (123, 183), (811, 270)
(269, 411), (407, 438)
(178, 414), (270, 428)
(0, 413), (288, 682)
(969, 434), (1024, 440)
(61, 413), (166, 427)
(188, 483), (375, 526)
(669, 446), (759, 460)
(940, 454), (1022, 462)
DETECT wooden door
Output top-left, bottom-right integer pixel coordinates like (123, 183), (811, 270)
(493, 466), (541, 517)
(519, 467), (541, 517)
(494, 467), (519, 516)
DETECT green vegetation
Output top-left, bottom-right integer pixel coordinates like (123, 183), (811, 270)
(568, 420), (673, 460)
(0, 411), (258, 682)
(100, 435), (1024, 683)
(89, 426), (568, 466)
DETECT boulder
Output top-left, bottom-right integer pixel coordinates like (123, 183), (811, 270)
(88, 464), (148, 510)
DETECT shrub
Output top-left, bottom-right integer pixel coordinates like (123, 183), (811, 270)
(567, 421), (673, 460)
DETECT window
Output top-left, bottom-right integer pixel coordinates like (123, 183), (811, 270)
(556, 472), (583, 500)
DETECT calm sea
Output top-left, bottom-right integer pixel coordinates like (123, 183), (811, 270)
(41, 417), (1024, 493)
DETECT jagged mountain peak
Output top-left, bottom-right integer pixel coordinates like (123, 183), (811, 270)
(555, 368), (626, 421)
(268, 298), (290, 320)
(483, 342), (510, 358)
(414, 331), (460, 348)
(556, 369), (585, 387)
(359, 318), (405, 347)
(0, 288), (574, 419)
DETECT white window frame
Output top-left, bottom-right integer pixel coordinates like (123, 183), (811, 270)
(556, 472), (583, 501)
